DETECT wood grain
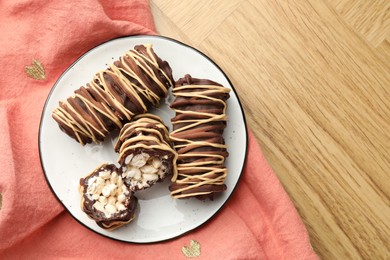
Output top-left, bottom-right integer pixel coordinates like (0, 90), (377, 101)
(328, 0), (390, 47)
(151, 0), (390, 259)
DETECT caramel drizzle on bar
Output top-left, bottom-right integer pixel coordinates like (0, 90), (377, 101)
(170, 83), (230, 199)
(52, 44), (172, 145)
(115, 114), (178, 178)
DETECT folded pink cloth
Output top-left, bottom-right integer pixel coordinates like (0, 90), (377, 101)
(0, 0), (318, 259)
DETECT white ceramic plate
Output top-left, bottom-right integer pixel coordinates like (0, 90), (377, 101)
(39, 35), (247, 243)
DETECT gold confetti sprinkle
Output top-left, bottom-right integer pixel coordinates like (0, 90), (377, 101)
(182, 240), (201, 258)
(25, 60), (45, 80)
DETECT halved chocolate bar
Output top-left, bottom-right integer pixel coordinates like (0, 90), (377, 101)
(114, 114), (178, 191)
(52, 44), (174, 145)
(79, 163), (138, 230)
(169, 74), (230, 200)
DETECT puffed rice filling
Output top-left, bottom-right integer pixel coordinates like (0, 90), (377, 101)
(122, 152), (168, 190)
(86, 169), (129, 218)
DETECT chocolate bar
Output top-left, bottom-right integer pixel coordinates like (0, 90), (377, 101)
(52, 44), (174, 145)
(114, 114), (178, 191)
(169, 74), (230, 200)
(79, 163), (138, 230)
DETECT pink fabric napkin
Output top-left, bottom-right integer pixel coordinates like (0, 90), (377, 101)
(0, 0), (318, 259)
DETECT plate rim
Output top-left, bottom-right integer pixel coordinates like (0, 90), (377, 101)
(38, 34), (248, 243)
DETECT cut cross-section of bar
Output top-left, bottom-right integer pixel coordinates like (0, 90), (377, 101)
(79, 163), (138, 230)
(115, 114), (178, 191)
(169, 74), (230, 200)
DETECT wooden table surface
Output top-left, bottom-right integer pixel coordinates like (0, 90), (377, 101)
(151, 0), (390, 259)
